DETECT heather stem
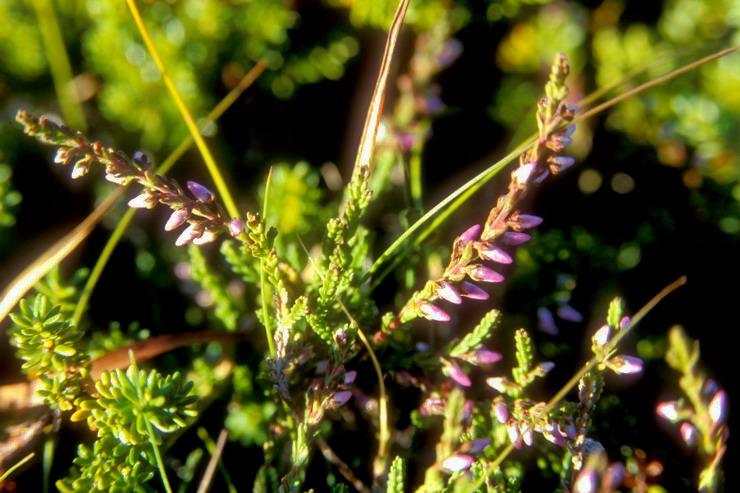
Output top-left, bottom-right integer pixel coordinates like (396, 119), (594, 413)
(145, 419), (174, 493)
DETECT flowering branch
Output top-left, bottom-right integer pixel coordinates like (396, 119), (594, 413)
(377, 53), (576, 341)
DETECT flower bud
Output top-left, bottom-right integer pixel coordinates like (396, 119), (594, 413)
(486, 377), (507, 393)
(680, 422), (698, 446)
(656, 401), (680, 422)
(229, 218), (244, 236)
(709, 390), (728, 426)
(602, 463), (625, 491)
(441, 454), (474, 472)
(494, 401), (509, 424)
(608, 355), (643, 375)
(419, 302), (451, 322)
(468, 265), (504, 283)
(520, 422), (533, 446)
(443, 360), (471, 387)
(165, 208), (189, 231)
(506, 420), (520, 447)
(514, 214), (543, 230)
(437, 281), (462, 304)
(537, 307), (559, 335)
(333, 390), (353, 406)
(175, 224), (198, 246)
(592, 324), (611, 347)
(128, 193), (156, 209)
(460, 282), (489, 300)
(502, 232), (531, 246)
(187, 181), (215, 203)
(512, 162), (536, 187)
(459, 224), (481, 244)
(573, 468), (598, 493)
(133, 151), (150, 169)
(478, 243), (513, 264)
(557, 304), (583, 322)
(193, 230), (217, 245)
(344, 370), (357, 385)
(460, 438), (491, 455)
(474, 348), (502, 365)
(548, 155), (575, 174)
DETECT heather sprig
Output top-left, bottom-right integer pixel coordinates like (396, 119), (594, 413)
(657, 325), (728, 492)
(380, 52), (577, 338)
(16, 110), (237, 248)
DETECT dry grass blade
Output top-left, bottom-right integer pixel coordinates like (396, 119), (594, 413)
(196, 428), (228, 493)
(0, 189), (123, 324)
(352, 0), (410, 175)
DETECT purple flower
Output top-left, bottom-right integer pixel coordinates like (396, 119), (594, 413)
(344, 370), (357, 385)
(512, 162), (536, 187)
(602, 463), (625, 491)
(443, 360), (471, 387)
(478, 243), (513, 264)
(133, 151), (150, 169)
(333, 390), (353, 406)
(592, 324), (610, 347)
(520, 421), (533, 446)
(438, 39), (463, 68)
(128, 193), (156, 209)
(187, 181), (215, 203)
(419, 302), (451, 322)
(193, 229), (217, 245)
(709, 390), (728, 426)
(514, 214), (543, 230)
(459, 224), (481, 244)
(397, 132), (417, 152)
(502, 232), (531, 246)
(559, 422), (577, 440)
(573, 468), (598, 493)
(680, 422), (698, 446)
(486, 376), (507, 393)
(548, 155), (575, 174)
(420, 396), (445, 416)
(557, 304), (583, 322)
(656, 401), (680, 422)
(608, 355), (643, 375)
(473, 348), (503, 365)
(537, 307), (559, 335)
(506, 420), (521, 448)
(459, 438), (491, 455)
(437, 281), (462, 304)
(619, 316), (631, 330)
(165, 208), (189, 232)
(460, 282), (489, 300)
(468, 265), (504, 283)
(229, 218), (244, 236)
(175, 224), (198, 246)
(441, 454), (474, 472)
(494, 401), (509, 424)
(543, 422), (566, 446)
(537, 362), (555, 374)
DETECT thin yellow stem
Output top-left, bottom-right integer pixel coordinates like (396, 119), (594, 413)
(126, 0), (240, 219)
(32, 0), (86, 132)
(0, 452), (35, 483)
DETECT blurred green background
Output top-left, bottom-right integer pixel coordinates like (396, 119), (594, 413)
(0, 0), (738, 490)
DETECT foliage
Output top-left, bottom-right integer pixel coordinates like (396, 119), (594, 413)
(0, 1), (735, 492)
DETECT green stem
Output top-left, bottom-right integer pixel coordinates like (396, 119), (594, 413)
(31, 0), (86, 132)
(126, 0), (240, 219)
(145, 420), (174, 493)
(0, 452), (35, 483)
(42, 434), (55, 493)
(261, 167), (276, 358)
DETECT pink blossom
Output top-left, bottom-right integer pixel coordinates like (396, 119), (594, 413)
(437, 281), (462, 304)
(468, 265), (504, 283)
(537, 307), (559, 335)
(419, 302), (451, 322)
(128, 193), (156, 209)
(709, 390), (728, 426)
(229, 219), (244, 236)
(516, 214), (543, 230)
(656, 401), (680, 422)
(592, 324), (611, 347)
(459, 224), (481, 244)
(494, 401), (509, 424)
(443, 360), (471, 387)
(608, 355), (643, 375)
(680, 422), (698, 446)
(501, 232), (531, 246)
(187, 181), (215, 203)
(333, 391), (353, 406)
(478, 243), (513, 264)
(441, 454), (474, 472)
(460, 282), (489, 300)
(165, 208), (189, 232)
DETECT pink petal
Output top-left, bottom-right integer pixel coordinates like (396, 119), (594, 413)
(437, 281), (462, 304)
(419, 302), (451, 322)
(460, 282), (489, 300)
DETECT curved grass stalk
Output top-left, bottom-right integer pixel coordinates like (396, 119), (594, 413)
(0, 452), (35, 483)
(481, 276), (687, 481)
(70, 63), (266, 328)
(365, 45), (738, 289)
(31, 0), (86, 132)
(126, 0), (240, 220)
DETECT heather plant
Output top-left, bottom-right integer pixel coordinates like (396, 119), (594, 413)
(0, 1), (736, 492)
